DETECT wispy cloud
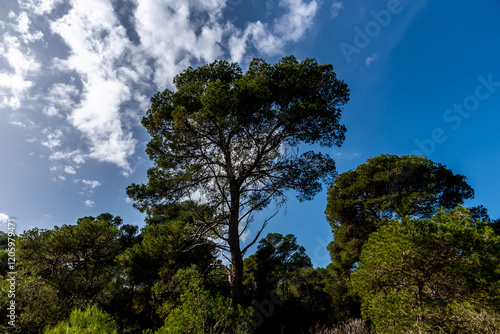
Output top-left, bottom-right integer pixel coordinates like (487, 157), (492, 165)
(9, 121), (27, 128)
(331, 1), (344, 18)
(49, 150), (86, 164)
(365, 53), (379, 67)
(85, 199), (95, 208)
(334, 151), (360, 160)
(43, 83), (79, 117)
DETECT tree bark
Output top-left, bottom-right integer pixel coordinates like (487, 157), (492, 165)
(228, 178), (243, 308)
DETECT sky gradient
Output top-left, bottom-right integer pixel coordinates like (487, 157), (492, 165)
(1, 0), (499, 267)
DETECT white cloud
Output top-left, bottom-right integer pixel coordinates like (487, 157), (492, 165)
(0, 213), (9, 226)
(9, 121), (26, 128)
(133, 0), (320, 83)
(334, 151), (360, 160)
(41, 129), (63, 149)
(331, 1), (343, 18)
(0, 8), (44, 110)
(49, 0), (144, 172)
(49, 149), (86, 164)
(2, 0), (322, 174)
(20, 0), (65, 15)
(68, 78), (136, 170)
(13, 11), (44, 43)
(82, 180), (101, 189)
(365, 54), (379, 67)
(43, 83), (79, 117)
(228, 0), (319, 62)
(134, 0), (227, 88)
(274, 0), (318, 42)
(228, 33), (248, 65)
(0, 33), (40, 109)
(64, 165), (77, 174)
(0, 96), (21, 109)
(85, 199), (95, 208)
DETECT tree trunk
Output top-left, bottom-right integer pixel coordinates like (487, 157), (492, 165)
(229, 234), (243, 307)
(228, 180), (243, 308)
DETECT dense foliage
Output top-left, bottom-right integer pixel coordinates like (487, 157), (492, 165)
(325, 154), (475, 319)
(127, 55), (349, 305)
(352, 207), (500, 333)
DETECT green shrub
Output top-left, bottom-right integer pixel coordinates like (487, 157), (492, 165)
(145, 277), (253, 334)
(44, 305), (118, 334)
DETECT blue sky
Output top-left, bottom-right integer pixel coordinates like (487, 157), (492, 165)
(1, 0), (499, 267)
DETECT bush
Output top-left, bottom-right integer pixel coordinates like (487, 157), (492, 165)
(145, 277), (253, 334)
(309, 318), (373, 334)
(44, 305), (118, 334)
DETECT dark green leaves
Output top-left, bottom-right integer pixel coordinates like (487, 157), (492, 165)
(352, 207), (500, 333)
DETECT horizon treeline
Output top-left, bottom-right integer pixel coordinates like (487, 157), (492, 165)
(1, 154), (500, 333)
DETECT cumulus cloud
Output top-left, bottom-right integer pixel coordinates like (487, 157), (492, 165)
(228, 0), (319, 62)
(0, 9), (45, 109)
(13, 11), (44, 43)
(50, 0), (142, 172)
(41, 129), (63, 149)
(0, 213), (10, 226)
(85, 199), (95, 208)
(82, 180), (101, 189)
(134, 0), (228, 88)
(0, 32), (40, 110)
(135, 0), (319, 80)
(64, 165), (77, 174)
(1, 0), (322, 174)
(19, 0), (65, 15)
